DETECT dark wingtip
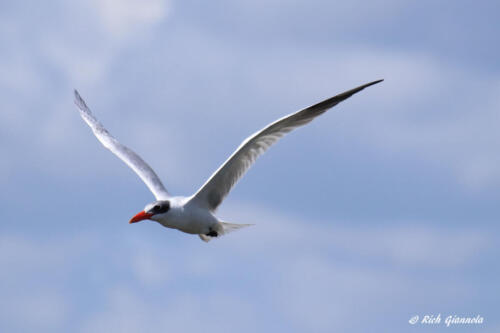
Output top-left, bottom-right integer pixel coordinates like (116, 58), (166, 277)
(366, 79), (384, 87)
(303, 79), (384, 113)
(356, 79), (384, 91)
(340, 78), (384, 98)
(73, 89), (80, 103)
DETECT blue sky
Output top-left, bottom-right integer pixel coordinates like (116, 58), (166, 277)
(1, 0), (499, 332)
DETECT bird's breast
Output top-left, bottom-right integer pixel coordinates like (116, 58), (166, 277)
(158, 205), (217, 235)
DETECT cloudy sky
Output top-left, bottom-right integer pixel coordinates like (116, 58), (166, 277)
(1, 0), (499, 332)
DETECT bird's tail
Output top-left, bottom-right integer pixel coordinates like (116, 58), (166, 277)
(198, 222), (253, 242)
(221, 222), (254, 234)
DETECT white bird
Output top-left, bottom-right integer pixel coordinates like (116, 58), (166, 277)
(74, 79), (382, 242)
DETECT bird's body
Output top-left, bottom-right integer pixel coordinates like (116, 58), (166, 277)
(153, 197), (219, 235)
(74, 79), (382, 241)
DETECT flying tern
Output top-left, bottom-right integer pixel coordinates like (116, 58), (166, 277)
(74, 79), (382, 241)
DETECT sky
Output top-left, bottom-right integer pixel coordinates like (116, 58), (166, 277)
(1, 0), (499, 332)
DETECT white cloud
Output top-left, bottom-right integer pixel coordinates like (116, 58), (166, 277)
(131, 248), (171, 287)
(276, 256), (405, 331)
(0, 0), (173, 188)
(0, 292), (69, 332)
(0, 1), (498, 332)
(214, 201), (494, 331)
(40, 0), (170, 85)
(92, 0), (170, 39)
(358, 225), (488, 268)
(0, 234), (89, 331)
(78, 286), (151, 333)
(3, 1), (499, 195)
(217, 201), (492, 269)
(79, 286), (258, 333)
(0, 2), (185, 199)
(0, 200), (495, 333)
(257, 49), (500, 192)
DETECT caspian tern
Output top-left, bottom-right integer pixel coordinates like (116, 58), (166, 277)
(74, 79), (382, 241)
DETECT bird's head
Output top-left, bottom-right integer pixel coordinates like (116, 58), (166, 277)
(129, 200), (170, 223)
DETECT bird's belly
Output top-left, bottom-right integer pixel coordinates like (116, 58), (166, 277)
(159, 212), (216, 235)
(178, 221), (208, 234)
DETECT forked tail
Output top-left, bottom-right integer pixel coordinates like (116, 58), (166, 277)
(198, 222), (253, 242)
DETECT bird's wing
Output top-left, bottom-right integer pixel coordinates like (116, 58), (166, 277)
(74, 90), (170, 200)
(190, 80), (383, 210)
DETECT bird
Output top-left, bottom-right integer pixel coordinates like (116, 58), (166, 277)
(74, 79), (382, 242)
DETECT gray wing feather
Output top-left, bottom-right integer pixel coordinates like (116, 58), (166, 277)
(191, 80), (383, 210)
(74, 90), (170, 200)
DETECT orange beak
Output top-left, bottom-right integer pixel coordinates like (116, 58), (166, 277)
(129, 211), (153, 224)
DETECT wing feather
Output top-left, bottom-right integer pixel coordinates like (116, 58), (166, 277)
(191, 80), (383, 210)
(74, 90), (170, 200)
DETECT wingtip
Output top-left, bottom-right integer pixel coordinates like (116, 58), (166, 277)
(73, 89), (88, 110)
(73, 89), (80, 101)
(350, 79), (384, 95)
(343, 79), (384, 98)
(365, 79), (384, 87)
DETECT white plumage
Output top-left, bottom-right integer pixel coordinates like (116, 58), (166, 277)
(74, 79), (382, 241)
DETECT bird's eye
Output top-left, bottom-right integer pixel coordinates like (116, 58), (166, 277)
(151, 201), (170, 214)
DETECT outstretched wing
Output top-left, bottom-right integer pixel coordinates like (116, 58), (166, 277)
(191, 80), (383, 210)
(74, 90), (170, 200)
